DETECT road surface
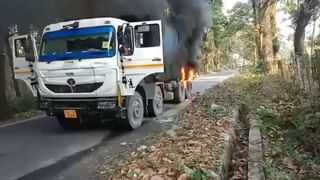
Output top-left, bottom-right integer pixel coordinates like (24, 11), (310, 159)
(0, 70), (236, 180)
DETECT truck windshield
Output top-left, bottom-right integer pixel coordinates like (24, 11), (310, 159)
(40, 26), (116, 62)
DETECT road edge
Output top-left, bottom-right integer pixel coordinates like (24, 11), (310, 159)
(17, 102), (191, 180)
(248, 118), (266, 180)
(0, 114), (47, 128)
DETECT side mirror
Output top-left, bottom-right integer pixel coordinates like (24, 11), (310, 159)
(118, 44), (125, 54)
(25, 35), (36, 62)
(117, 25), (125, 55)
(118, 24), (134, 56)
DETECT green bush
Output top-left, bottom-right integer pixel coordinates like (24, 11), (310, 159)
(11, 95), (37, 113)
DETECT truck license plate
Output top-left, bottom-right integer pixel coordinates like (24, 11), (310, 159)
(64, 110), (78, 119)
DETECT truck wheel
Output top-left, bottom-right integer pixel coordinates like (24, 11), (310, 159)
(56, 115), (81, 130)
(185, 81), (193, 100)
(125, 91), (144, 129)
(174, 83), (186, 103)
(148, 86), (164, 117)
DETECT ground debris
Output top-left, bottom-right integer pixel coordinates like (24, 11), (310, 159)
(120, 142), (128, 146)
(102, 71), (320, 179)
(105, 88), (235, 179)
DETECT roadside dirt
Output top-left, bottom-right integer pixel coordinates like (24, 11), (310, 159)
(99, 91), (237, 180)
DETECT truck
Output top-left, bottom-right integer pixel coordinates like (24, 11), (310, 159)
(13, 17), (195, 130)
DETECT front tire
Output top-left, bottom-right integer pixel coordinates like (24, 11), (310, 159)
(123, 91), (144, 130)
(148, 86), (164, 117)
(185, 81), (192, 100)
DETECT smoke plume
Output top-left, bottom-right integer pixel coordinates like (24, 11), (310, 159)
(0, 0), (212, 79)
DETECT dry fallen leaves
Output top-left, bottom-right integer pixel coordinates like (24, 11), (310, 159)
(106, 89), (234, 179)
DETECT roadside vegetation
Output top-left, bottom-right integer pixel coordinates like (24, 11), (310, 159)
(11, 95), (37, 113)
(0, 94), (40, 123)
(215, 68), (320, 179)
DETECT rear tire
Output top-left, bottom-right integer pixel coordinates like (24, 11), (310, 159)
(147, 86), (164, 117)
(119, 91), (144, 130)
(185, 81), (192, 100)
(56, 115), (81, 130)
(174, 83), (186, 103)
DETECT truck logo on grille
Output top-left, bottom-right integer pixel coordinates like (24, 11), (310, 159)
(67, 78), (76, 93)
(66, 72), (74, 76)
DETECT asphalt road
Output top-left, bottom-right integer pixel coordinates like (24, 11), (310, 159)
(0, 70), (236, 180)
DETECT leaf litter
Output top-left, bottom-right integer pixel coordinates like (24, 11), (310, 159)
(101, 70), (320, 180)
(104, 86), (237, 180)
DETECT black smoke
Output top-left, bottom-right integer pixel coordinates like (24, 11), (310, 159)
(0, 0), (212, 79)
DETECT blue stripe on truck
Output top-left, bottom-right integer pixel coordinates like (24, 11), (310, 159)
(40, 50), (116, 61)
(43, 26), (115, 40)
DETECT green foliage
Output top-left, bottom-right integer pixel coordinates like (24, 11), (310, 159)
(264, 164), (296, 180)
(210, 0), (232, 49)
(314, 33), (320, 47)
(209, 69), (320, 178)
(281, 0), (298, 17)
(228, 2), (254, 32)
(190, 167), (215, 180)
(11, 95), (37, 113)
(202, 0), (257, 72)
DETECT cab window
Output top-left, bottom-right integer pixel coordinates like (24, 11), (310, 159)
(15, 38), (27, 58)
(135, 24), (160, 48)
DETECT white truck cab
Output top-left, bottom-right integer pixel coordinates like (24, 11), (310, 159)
(25, 17), (177, 130)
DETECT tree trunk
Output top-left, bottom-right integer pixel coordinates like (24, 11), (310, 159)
(294, 2), (313, 87)
(294, 23), (308, 56)
(0, 29), (17, 120)
(310, 17), (318, 83)
(270, 0), (280, 74)
(259, 0), (274, 72)
(251, 0), (263, 65)
(0, 54), (11, 120)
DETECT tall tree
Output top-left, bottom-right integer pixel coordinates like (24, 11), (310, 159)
(251, 0), (263, 65)
(202, 0), (236, 71)
(229, 2), (257, 63)
(282, 0), (320, 87)
(0, 13), (17, 120)
(294, 0), (320, 56)
(251, 0), (278, 72)
(270, 0), (282, 74)
(261, 0), (276, 72)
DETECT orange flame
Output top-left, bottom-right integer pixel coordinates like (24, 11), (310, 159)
(181, 67), (186, 82)
(180, 67), (196, 87)
(188, 69), (195, 81)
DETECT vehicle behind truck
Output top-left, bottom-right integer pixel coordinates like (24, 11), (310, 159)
(22, 17), (194, 130)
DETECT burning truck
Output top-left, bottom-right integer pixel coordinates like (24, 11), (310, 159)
(2, 0), (212, 130)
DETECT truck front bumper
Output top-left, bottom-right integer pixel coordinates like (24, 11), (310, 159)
(39, 97), (127, 120)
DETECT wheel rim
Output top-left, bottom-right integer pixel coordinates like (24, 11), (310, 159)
(180, 84), (185, 99)
(186, 82), (192, 99)
(154, 90), (163, 112)
(132, 99), (143, 122)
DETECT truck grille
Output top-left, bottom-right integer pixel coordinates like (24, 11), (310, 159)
(45, 83), (103, 93)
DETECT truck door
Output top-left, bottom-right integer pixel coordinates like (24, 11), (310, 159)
(8, 35), (33, 76)
(123, 21), (164, 73)
(8, 35), (37, 96)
